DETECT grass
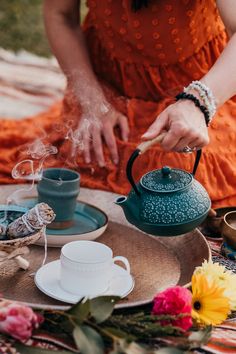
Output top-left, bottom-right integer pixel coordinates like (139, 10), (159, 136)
(0, 0), (87, 57)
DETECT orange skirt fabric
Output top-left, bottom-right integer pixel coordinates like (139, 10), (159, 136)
(0, 0), (236, 209)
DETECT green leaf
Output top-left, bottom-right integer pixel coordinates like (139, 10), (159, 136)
(90, 296), (120, 323)
(15, 344), (70, 354)
(103, 326), (134, 340)
(73, 325), (104, 354)
(67, 298), (90, 324)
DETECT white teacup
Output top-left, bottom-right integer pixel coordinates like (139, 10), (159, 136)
(60, 240), (130, 296)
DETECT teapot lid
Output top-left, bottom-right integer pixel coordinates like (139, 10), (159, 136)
(140, 166), (193, 193)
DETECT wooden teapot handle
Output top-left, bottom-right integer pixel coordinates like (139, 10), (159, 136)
(137, 132), (167, 154)
(126, 133), (202, 196)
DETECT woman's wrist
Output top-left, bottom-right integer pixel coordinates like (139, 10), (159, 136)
(184, 81), (217, 118)
(181, 80), (218, 125)
(176, 92), (211, 126)
(68, 72), (110, 117)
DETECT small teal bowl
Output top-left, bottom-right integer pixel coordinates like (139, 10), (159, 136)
(0, 204), (27, 226)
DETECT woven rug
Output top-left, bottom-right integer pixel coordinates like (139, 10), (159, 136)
(0, 236), (235, 354)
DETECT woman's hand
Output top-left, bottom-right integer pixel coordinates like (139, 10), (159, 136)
(77, 102), (129, 167)
(43, 0), (129, 167)
(142, 100), (209, 152)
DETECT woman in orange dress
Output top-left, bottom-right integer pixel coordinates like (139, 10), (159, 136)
(1, 0), (236, 208)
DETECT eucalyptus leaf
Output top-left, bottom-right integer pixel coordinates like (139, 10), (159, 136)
(90, 296), (120, 323)
(15, 344), (70, 354)
(73, 325), (104, 354)
(67, 298), (90, 324)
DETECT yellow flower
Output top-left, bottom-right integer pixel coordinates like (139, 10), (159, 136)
(194, 259), (236, 311)
(191, 273), (230, 326)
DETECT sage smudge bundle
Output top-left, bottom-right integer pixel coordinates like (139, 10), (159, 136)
(7, 203), (55, 239)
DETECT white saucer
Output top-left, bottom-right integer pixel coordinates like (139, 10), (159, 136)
(35, 260), (134, 304)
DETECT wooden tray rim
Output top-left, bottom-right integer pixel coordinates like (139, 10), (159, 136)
(1, 229), (211, 310)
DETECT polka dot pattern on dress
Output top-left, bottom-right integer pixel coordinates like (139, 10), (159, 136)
(152, 19), (159, 26)
(137, 43), (144, 50)
(186, 10), (193, 17)
(104, 20), (110, 28)
(176, 47), (183, 54)
(173, 38), (180, 44)
(171, 28), (179, 35)
(87, 0), (227, 67)
(165, 4), (173, 12)
(155, 43), (163, 50)
(104, 8), (111, 16)
(133, 20), (141, 28)
(153, 32), (160, 40)
(158, 53), (166, 60)
(121, 14), (128, 22)
(120, 27), (127, 35)
(168, 17), (176, 25)
(135, 33), (142, 40)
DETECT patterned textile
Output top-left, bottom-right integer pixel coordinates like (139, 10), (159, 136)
(221, 242), (236, 261)
(202, 321), (236, 354)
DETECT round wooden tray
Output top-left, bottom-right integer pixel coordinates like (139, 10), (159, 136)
(0, 221), (210, 310)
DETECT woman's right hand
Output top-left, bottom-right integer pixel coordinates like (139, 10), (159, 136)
(74, 99), (129, 167)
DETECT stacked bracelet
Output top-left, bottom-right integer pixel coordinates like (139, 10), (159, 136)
(184, 80), (217, 122)
(175, 92), (210, 126)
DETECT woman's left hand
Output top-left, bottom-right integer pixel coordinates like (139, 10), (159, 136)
(142, 99), (209, 152)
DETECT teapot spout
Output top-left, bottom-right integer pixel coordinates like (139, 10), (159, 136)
(115, 195), (137, 226)
(115, 194), (142, 230)
(115, 196), (128, 208)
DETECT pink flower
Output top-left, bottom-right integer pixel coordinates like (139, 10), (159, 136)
(152, 286), (193, 331)
(0, 301), (43, 342)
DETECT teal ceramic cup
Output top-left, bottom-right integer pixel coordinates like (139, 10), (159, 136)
(37, 168), (80, 229)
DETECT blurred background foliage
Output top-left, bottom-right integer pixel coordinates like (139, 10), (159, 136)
(0, 0), (87, 57)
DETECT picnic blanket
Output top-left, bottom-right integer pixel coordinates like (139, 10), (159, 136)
(0, 48), (65, 119)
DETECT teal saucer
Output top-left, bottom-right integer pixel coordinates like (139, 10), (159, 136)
(22, 198), (108, 247)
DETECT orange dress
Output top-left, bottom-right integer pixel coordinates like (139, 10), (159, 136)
(0, 0), (236, 208)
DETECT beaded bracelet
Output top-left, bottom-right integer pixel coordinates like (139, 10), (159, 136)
(175, 92), (210, 126)
(184, 85), (214, 117)
(184, 81), (217, 119)
(190, 81), (217, 109)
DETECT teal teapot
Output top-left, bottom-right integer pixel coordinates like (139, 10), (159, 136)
(115, 133), (211, 236)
